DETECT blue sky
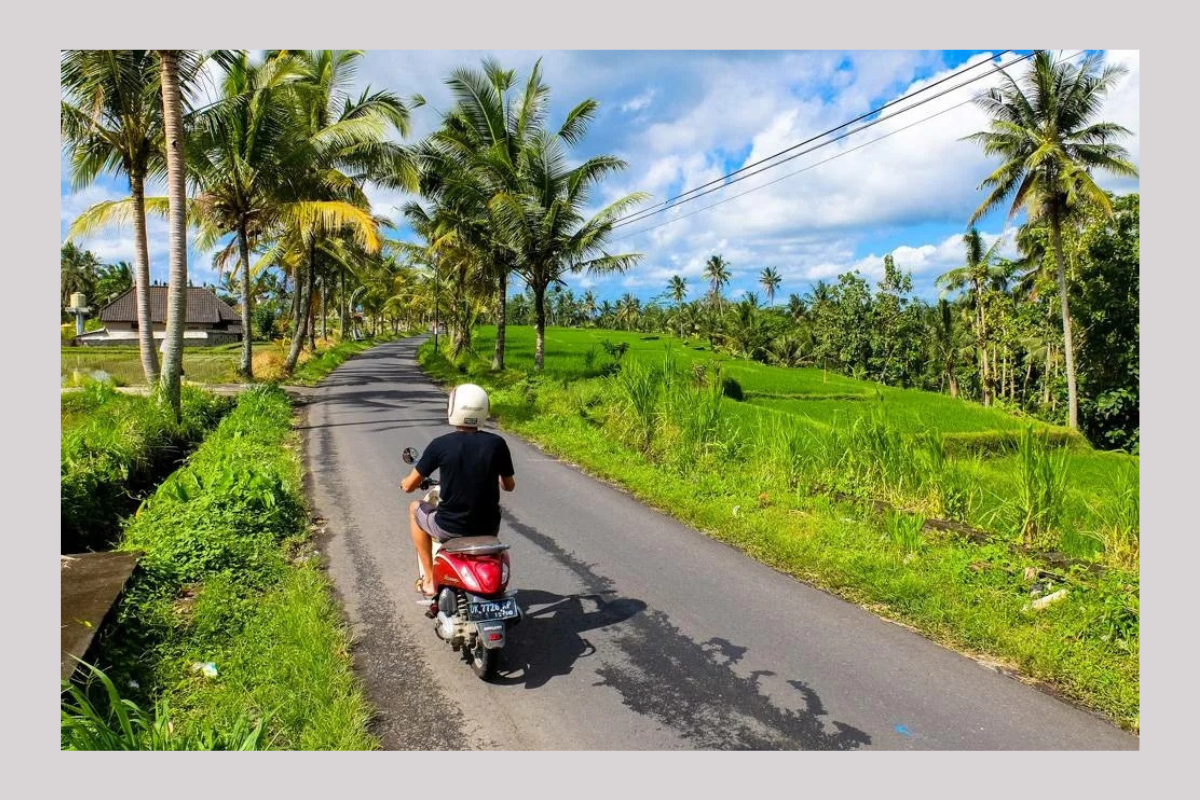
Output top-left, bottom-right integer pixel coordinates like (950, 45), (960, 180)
(60, 49), (1139, 305)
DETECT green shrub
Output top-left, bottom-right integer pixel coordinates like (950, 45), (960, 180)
(615, 359), (660, 452)
(600, 339), (629, 360)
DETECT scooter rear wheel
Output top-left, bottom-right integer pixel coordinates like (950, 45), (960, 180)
(469, 639), (498, 680)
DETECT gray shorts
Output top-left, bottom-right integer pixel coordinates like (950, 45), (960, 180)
(415, 501), (459, 543)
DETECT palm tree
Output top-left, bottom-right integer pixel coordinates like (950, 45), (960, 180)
(95, 261), (134, 305)
(785, 293), (806, 323)
(402, 202), (489, 357)
(759, 266), (782, 306)
(965, 50), (1137, 430)
(929, 299), (964, 398)
(616, 293), (641, 331)
(489, 101), (647, 370)
(189, 51), (302, 378)
(667, 275), (688, 339)
(192, 50), (408, 378)
(156, 50), (191, 416)
(936, 228), (1007, 406)
(60, 242), (100, 309)
(284, 51), (412, 371)
(61, 50), (164, 382)
(581, 290), (598, 326)
(598, 300), (615, 328)
(423, 59), (550, 370)
(703, 254), (730, 313)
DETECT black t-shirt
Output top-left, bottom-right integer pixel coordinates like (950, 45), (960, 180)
(414, 430), (515, 535)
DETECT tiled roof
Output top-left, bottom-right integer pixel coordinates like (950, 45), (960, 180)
(99, 286), (240, 325)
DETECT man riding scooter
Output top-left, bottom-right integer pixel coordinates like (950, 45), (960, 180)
(400, 384), (516, 598)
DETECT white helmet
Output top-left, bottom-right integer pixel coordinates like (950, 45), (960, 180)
(448, 383), (489, 427)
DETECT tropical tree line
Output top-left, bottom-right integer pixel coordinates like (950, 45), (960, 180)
(514, 192), (1135, 451)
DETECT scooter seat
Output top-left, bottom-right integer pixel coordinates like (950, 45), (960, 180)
(440, 536), (509, 555)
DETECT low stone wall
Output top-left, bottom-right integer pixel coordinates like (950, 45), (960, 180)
(75, 331), (242, 347)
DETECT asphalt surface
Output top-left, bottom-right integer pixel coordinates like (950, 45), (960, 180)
(303, 337), (1137, 751)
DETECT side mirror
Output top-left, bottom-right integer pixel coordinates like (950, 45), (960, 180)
(402, 447), (419, 465)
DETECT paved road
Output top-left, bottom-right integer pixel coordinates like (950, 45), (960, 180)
(303, 338), (1137, 751)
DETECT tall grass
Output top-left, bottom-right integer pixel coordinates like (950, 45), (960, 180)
(62, 662), (267, 751)
(886, 511), (926, 555)
(1013, 425), (1070, 547)
(754, 413), (809, 493)
(615, 358), (661, 453)
(1094, 462), (1139, 568)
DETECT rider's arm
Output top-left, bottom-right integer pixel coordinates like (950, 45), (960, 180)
(400, 468), (425, 493)
(496, 439), (515, 492)
(402, 441), (439, 492)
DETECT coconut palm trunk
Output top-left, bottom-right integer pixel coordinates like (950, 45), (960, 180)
(237, 224), (254, 379)
(308, 256), (318, 351)
(493, 270), (507, 370)
(285, 251), (313, 373)
(534, 280), (547, 371)
(130, 174), (160, 382)
(1049, 207), (1080, 430)
(977, 280), (991, 406)
(157, 50), (188, 417)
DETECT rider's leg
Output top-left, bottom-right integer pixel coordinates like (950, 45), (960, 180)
(409, 500), (435, 596)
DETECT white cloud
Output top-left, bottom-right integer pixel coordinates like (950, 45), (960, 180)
(620, 89), (655, 114)
(588, 50), (1138, 302)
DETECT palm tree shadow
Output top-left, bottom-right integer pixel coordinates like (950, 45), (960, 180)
(490, 589), (646, 690)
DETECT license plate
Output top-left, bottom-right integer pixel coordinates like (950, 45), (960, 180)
(468, 597), (519, 622)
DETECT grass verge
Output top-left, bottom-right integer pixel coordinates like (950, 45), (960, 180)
(67, 384), (376, 750)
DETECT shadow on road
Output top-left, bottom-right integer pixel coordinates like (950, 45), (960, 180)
(500, 508), (872, 750)
(493, 589), (647, 690)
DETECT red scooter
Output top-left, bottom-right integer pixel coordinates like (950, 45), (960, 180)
(402, 446), (521, 679)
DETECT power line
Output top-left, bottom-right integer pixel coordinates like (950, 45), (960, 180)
(609, 98), (981, 244)
(611, 50), (1032, 230)
(622, 50), (1011, 220)
(613, 50), (1030, 229)
(610, 49), (1082, 246)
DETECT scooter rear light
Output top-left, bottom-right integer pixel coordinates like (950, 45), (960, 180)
(488, 633), (502, 641)
(472, 559), (503, 594)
